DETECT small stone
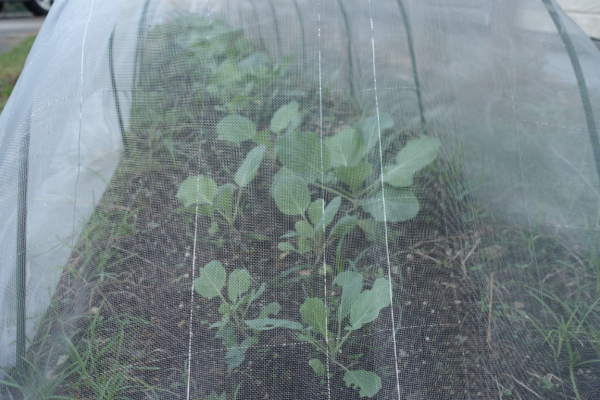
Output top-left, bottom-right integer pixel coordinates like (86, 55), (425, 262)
(89, 307), (99, 315)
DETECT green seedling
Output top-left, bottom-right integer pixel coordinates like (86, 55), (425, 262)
(177, 144), (266, 229)
(247, 271), (392, 398)
(193, 260), (301, 369)
(271, 112), (440, 241)
(275, 194), (357, 271)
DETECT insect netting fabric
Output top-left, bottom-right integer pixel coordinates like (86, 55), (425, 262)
(0, 0), (599, 399)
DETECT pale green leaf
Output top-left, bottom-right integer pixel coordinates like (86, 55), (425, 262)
(245, 318), (303, 331)
(228, 269), (251, 302)
(308, 199), (325, 225)
(216, 114), (257, 143)
(297, 236), (311, 254)
(330, 215), (358, 238)
(334, 162), (373, 192)
(343, 370), (382, 398)
(326, 127), (363, 167)
(258, 302), (281, 319)
(278, 242), (297, 253)
(295, 220), (315, 238)
(361, 188), (420, 223)
(270, 101), (300, 134)
(309, 359), (326, 377)
(300, 298), (329, 338)
(349, 277), (391, 330)
(358, 113), (393, 156)
(314, 196), (341, 231)
(383, 136), (440, 187)
(271, 175), (311, 216)
(234, 145), (266, 187)
(215, 184), (234, 215)
(238, 51), (269, 74)
(177, 175), (218, 207)
(275, 130), (329, 182)
(193, 260), (226, 299)
(332, 271), (363, 322)
(225, 338), (252, 369)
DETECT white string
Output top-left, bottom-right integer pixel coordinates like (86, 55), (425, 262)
(367, 2), (402, 398)
(186, 4), (212, 399)
(317, 5), (333, 400)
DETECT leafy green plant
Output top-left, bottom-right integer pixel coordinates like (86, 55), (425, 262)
(177, 144), (266, 229)
(247, 271), (392, 398)
(193, 260), (301, 369)
(271, 112), (440, 241)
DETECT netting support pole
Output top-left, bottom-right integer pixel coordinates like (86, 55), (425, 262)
(16, 132), (30, 381)
(109, 29), (128, 157)
(396, 0), (426, 134)
(542, 0), (600, 183)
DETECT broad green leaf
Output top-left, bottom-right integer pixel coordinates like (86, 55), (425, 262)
(215, 325), (237, 348)
(271, 175), (311, 216)
(215, 184), (234, 216)
(258, 302), (281, 319)
(357, 218), (389, 242)
(314, 196), (341, 231)
(343, 370), (382, 398)
(334, 162), (373, 192)
(361, 188), (420, 223)
(238, 51), (269, 74)
(330, 215), (358, 238)
(216, 114), (257, 143)
(332, 271), (363, 322)
(357, 113), (393, 156)
(177, 175), (218, 207)
(297, 236), (312, 255)
(275, 130), (329, 182)
(213, 59), (242, 84)
(371, 277), (392, 310)
(278, 242), (297, 253)
(349, 278), (391, 330)
(326, 127), (363, 168)
(245, 318), (303, 331)
(295, 220), (315, 238)
(193, 260), (226, 299)
(300, 298), (329, 338)
(225, 338), (253, 369)
(234, 145), (266, 187)
(270, 101), (300, 134)
(228, 269), (251, 302)
(309, 359), (326, 377)
(383, 136), (440, 187)
(308, 199), (325, 225)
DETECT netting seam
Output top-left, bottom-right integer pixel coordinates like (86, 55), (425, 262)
(317, 5), (333, 400)
(186, 3), (213, 398)
(367, 2), (403, 398)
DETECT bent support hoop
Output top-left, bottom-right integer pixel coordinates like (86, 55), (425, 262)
(542, 0), (600, 184)
(16, 132), (30, 381)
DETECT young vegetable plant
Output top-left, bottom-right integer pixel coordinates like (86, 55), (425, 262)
(193, 260), (302, 369)
(275, 193), (358, 272)
(246, 271), (392, 398)
(176, 144), (266, 229)
(271, 112), (440, 240)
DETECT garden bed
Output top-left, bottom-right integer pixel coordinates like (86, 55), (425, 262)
(7, 16), (599, 400)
